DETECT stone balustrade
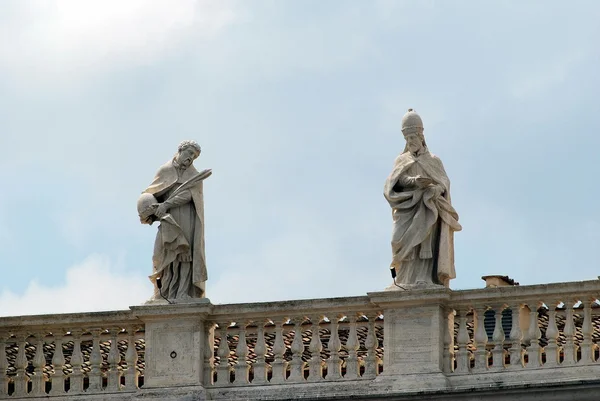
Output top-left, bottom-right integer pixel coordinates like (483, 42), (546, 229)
(1, 279), (600, 400)
(444, 279), (600, 390)
(0, 311), (144, 399)
(205, 313), (383, 387)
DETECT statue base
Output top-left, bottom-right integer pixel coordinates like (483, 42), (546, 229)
(384, 281), (445, 291)
(144, 297), (212, 306)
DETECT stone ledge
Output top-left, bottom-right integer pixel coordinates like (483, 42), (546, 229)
(0, 309), (139, 330)
(447, 363), (600, 390)
(205, 376), (600, 401)
(207, 380), (391, 401)
(6, 377), (600, 401)
(368, 287), (451, 308)
(448, 279), (600, 306)
(130, 299), (212, 321)
(5, 387), (207, 401)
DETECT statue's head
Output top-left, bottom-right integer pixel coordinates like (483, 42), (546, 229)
(401, 109), (426, 154)
(175, 140), (201, 170)
(405, 132), (425, 153)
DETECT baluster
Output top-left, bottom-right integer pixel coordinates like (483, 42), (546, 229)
(344, 313), (360, 379)
(13, 334), (30, 397)
(443, 308), (455, 373)
(363, 313), (378, 379)
(49, 332), (66, 395)
(455, 308), (470, 373)
(270, 318), (287, 384)
(88, 329), (104, 392)
(107, 329), (122, 391)
(581, 299), (595, 364)
(252, 320), (267, 385)
(124, 327), (139, 391)
(215, 322), (231, 385)
(508, 304), (524, 368)
(69, 331), (84, 393)
(234, 322), (249, 384)
(379, 313), (384, 372)
(491, 304), (506, 370)
(307, 315), (323, 381)
(31, 334), (47, 396)
(526, 301), (542, 368)
(562, 299), (577, 365)
(544, 301), (560, 367)
(203, 322), (216, 386)
(473, 306), (489, 371)
(520, 305), (531, 346)
(0, 334), (7, 397)
(326, 315), (342, 380)
(288, 317), (306, 382)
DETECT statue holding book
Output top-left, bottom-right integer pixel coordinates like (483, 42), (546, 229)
(384, 109), (462, 288)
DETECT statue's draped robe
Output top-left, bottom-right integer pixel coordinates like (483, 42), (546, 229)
(384, 149), (461, 286)
(144, 160), (207, 299)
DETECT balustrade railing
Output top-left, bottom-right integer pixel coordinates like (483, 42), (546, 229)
(205, 309), (384, 387)
(1, 279), (600, 399)
(446, 281), (600, 374)
(0, 312), (144, 399)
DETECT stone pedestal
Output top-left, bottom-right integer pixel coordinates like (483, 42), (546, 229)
(131, 300), (213, 390)
(368, 288), (451, 392)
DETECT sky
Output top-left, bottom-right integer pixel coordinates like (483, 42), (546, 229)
(1, 0), (599, 317)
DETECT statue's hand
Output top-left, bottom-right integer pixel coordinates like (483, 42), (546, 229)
(415, 176), (435, 188)
(433, 184), (445, 197)
(155, 203), (169, 218)
(178, 252), (192, 262)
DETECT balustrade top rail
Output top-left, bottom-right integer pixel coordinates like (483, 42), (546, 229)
(447, 279), (600, 306)
(0, 309), (140, 331)
(2, 279), (597, 327)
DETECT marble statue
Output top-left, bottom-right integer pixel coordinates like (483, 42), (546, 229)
(384, 109), (461, 288)
(137, 140), (212, 300)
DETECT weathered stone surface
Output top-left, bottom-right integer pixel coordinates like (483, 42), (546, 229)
(3, 280), (600, 400)
(132, 302), (211, 389)
(143, 320), (202, 388)
(139, 140), (212, 301)
(384, 109), (461, 288)
(8, 379), (600, 401)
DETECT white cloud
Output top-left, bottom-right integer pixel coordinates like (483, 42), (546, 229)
(0, 254), (152, 317)
(0, 0), (238, 87)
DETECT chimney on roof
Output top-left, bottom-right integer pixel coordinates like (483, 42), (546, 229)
(481, 275), (519, 288)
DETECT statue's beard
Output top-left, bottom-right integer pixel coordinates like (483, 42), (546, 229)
(175, 157), (192, 170)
